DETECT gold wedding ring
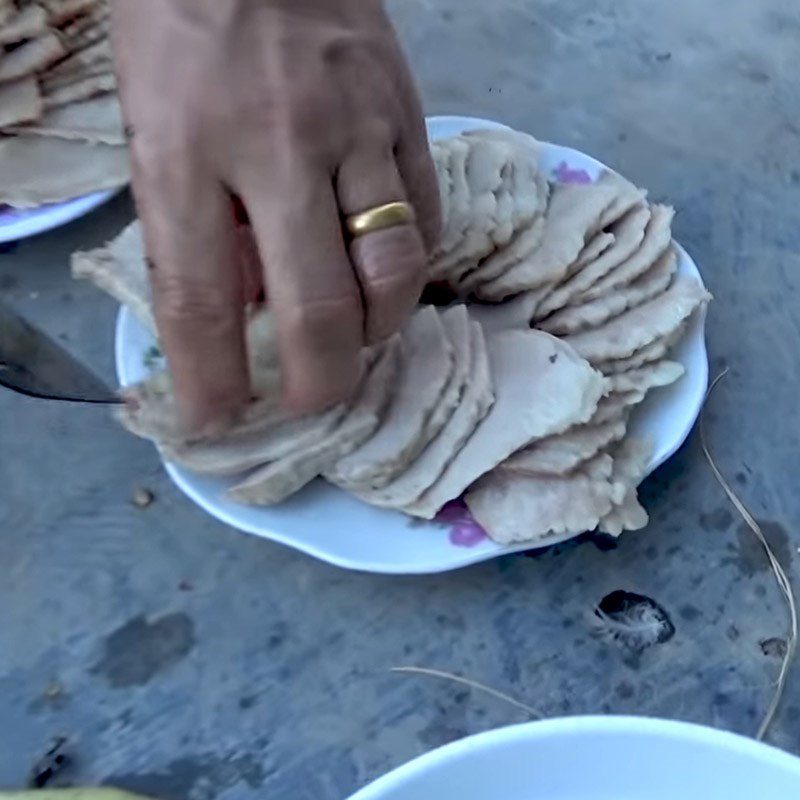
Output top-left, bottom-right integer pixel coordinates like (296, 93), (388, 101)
(345, 201), (416, 238)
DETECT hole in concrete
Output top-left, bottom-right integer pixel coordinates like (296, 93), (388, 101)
(593, 590), (675, 652)
(759, 637), (788, 658)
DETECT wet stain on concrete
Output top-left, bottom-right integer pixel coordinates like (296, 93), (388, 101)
(91, 613), (196, 687)
(417, 721), (468, 749)
(734, 519), (792, 577)
(699, 507), (734, 532)
(679, 604), (702, 622)
(109, 752), (265, 800)
(0, 273), (19, 290)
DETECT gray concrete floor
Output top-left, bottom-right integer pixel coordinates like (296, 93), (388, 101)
(2, 0), (800, 797)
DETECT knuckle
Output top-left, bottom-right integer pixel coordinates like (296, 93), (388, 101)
(358, 226), (427, 283)
(282, 294), (363, 347)
(130, 130), (199, 197)
(153, 276), (239, 333)
(366, 267), (423, 312)
(355, 118), (396, 154)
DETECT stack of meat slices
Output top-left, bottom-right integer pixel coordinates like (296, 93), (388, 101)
(72, 127), (711, 546)
(0, 0), (127, 207)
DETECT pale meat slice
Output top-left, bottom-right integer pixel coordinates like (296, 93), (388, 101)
(228, 414), (375, 506)
(465, 454), (619, 544)
(567, 230), (616, 276)
(436, 137), (549, 288)
(597, 182), (647, 230)
(0, 0), (12, 25)
(454, 128), (548, 258)
(410, 305), (472, 446)
(326, 305), (455, 490)
(43, 71), (116, 108)
(0, 134), (128, 206)
(596, 324), (686, 375)
(60, 20), (111, 55)
(42, 0), (98, 26)
(535, 203), (651, 318)
(352, 321), (493, 509)
(118, 311), (284, 447)
(46, 36), (112, 78)
(467, 288), (546, 333)
(0, 33), (66, 83)
(164, 342), (398, 479)
(162, 404), (347, 477)
(475, 171), (639, 301)
(428, 141), (451, 269)
(599, 438), (654, 536)
(405, 329), (607, 519)
(563, 275), (711, 364)
(0, 76), (42, 127)
(538, 248), (677, 335)
(430, 223), (495, 287)
(72, 221), (153, 331)
(59, 2), (110, 44)
(437, 137), (471, 255)
(465, 128), (545, 227)
(487, 165), (517, 247)
(6, 93), (124, 144)
(432, 135), (509, 275)
(160, 340), (376, 475)
(41, 63), (112, 93)
(591, 390), (646, 425)
(487, 186), (516, 248)
(502, 418), (627, 477)
(578, 205), (675, 302)
(228, 339), (401, 506)
(341, 304), (472, 491)
(607, 360), (685, 394)
(0, 4), (48, 45)
(456, 215), (546, 297)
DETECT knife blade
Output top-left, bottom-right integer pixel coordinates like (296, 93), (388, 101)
(0, 300), (121, 404)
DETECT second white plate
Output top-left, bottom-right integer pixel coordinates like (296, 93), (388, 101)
(0, 187), (123, 244)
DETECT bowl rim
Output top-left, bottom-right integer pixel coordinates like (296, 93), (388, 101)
(347, 716), (800, 799)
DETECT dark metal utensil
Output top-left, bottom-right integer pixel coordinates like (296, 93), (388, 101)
(0, 300), (121, 404)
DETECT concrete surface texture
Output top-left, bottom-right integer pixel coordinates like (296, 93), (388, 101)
(1, 0), (799, 797)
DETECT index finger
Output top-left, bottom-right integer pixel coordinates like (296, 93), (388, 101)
(131, 140), (250, 434)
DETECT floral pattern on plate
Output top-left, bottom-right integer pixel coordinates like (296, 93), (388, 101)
(434, 499), (488, 548)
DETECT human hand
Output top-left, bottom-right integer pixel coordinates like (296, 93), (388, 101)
(112, 0), (439, 432)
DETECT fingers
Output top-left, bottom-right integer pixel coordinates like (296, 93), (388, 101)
(391, 65), (442, 254)
(336, 142), (427, 344)
(130, 140), (249, 434)
(395, 130), (442, 255)
(236, 224), (265, 305)
(241, 168), (364, 413)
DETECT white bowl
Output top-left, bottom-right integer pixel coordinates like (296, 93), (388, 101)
(115, 115), (708, 574)
(0, 187), (123, 243)
(347, 717), (800, 799)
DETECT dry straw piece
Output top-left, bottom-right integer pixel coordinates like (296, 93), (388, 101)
(391, 666), (541, 719)
(700, 371), (798, 742)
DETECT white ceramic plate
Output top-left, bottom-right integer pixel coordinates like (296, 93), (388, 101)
(347, 717), (800, 799)
(115, 115), (708, 574)
(0, 187), (122, 244)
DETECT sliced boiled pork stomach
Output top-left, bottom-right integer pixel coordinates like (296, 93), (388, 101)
(228, 335), (402, 506)
(352, 318), (494, 510)
(405, 329), (606, 519)
(325, 305), (456, 491)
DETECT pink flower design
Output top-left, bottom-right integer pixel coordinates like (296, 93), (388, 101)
(435, 499), (488, 548)
(554, 161), (592, 185)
